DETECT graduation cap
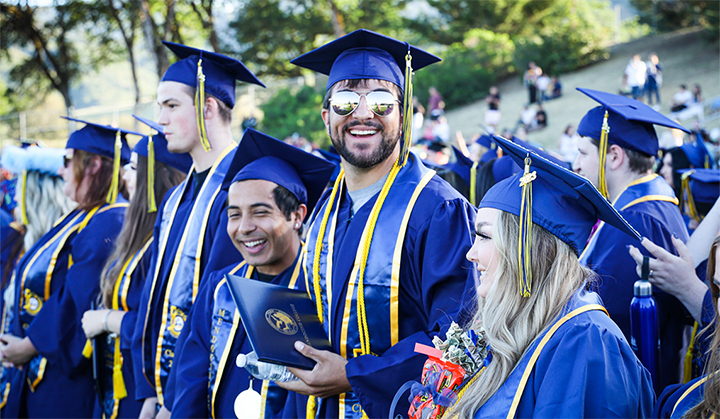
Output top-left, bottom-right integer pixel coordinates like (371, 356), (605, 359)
(62, 116), (137, 204)
(576, 88), (691, 198)
(162, 41), (265, 152)
(480, 134), (640, 297)
(678, 168), (720, 222)
(223, 128), (335, 219)
(133, 115), (192, 212)
(291, 29), (441, 167)
(680, 133), (713, 169)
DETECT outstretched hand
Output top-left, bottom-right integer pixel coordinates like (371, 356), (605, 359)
(276, 341), (352, 399)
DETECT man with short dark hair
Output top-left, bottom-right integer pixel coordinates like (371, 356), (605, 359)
(573, 88), (693, 390)
(164, 129), (335, 418)
(279, 29), (477, 418)
(131, 42), (265, 418)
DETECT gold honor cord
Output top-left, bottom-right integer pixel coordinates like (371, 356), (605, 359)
(681, 170), (702, 222)
(147, 133), (157, 213)
(597, 110), (610, 199)
(518, 156), (536, 298)
(195, 59), (211, 152)
(106, 130), (122, 204)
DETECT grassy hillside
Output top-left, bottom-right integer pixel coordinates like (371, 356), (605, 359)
(445, 28), (720, 152)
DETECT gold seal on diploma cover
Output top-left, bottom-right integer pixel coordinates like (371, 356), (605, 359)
(265, 309), (298, 335)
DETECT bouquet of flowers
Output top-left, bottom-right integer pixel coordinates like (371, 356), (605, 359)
(408, 322), (489, 419)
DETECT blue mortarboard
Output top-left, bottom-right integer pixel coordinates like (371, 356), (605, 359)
(480, 134), (640, 296)
(62, 117), (135, 163)
(223, 128), (335, 219)
(132, 115), (193, 173)
(680, 133), (713, 169)
(162, 41), (265, 108)
(492, 156), (521, 183)
(678, 168), (720, 221)
(291, 29), (441, 91)
(476, 134), (495, 149)
(577, 88), (690, 156)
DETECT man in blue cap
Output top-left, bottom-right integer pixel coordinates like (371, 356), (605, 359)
(280, 29), (477, 418)
(131, 42), (265, 417)
(573, 88), (695, 390)
(162, 129), (334, 418)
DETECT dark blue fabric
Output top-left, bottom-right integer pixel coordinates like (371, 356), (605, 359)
(131, 170), (242, 402)
(582, 193), (691, 390)
(283, 171), (477, 419)
(4, 202), (126, 418)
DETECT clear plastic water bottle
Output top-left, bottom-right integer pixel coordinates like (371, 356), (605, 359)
(236, 351), (299, 382)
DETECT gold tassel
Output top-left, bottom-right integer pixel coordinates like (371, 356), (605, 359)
(106, 130), (121, 204)
(82, 340), (93, 359)
(20, 170), (28, 225)
(470, 161), (478, 206)
(113, 337), (127, 399)
(399, 51), (413, 167)
(682, 170), (702, 222)
(598, 110), (610, 199)
(147, 134), (157, 213)
(195, 58), (212, 152)
(518, 156), (536, 297)
(683, 322), (699, 383)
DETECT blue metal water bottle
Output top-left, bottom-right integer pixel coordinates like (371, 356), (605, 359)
(630, 256), (661, 391)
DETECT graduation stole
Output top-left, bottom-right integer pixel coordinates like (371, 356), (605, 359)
(580, 174), (678, 263)
(474, 290), (607, 419)
(99, 238), (153, 419)
(304, 155), (434, 418)
(16, 202), (126, 391)
(142, 143), (235, 404)
(209, 252), (303, 419)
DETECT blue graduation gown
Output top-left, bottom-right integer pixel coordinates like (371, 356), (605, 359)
(93, 240), (153, 419)
(287, 156), (477, 419)
(580, 174), (691, 390)
(168, 251), (305, 419)
(5, 202), (127, 418)
(473, 289), (655, 418)
(653, 374), (709, 418)
(132, 150), (242, 404)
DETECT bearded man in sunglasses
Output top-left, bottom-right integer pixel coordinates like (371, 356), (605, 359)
(277, 29), (477, 419)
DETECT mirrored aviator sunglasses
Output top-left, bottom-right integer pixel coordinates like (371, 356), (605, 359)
(330, 91), (400, 117)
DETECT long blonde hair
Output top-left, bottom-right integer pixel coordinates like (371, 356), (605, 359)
(452, 210), (595, 418)
(683, 236), (720, 419)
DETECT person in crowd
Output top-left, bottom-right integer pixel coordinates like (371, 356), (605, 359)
(0, 118), (133, 417)
(574, 88), (692, 390)
(427, 86), (444, 114)
(557, 124), (580, 164)
(645, 53), (663, 107)
(625, 54), (647, 101)
(448, 135), (654, 418)
(80, 115), (190, 418)
(281, 29), (477, 418)
(524, 61), (541, 104)
(484, 86), (501, 130)
(671, 84), (694, 113)
(131, 42), (265, 418)
(168, 129), (334, 418)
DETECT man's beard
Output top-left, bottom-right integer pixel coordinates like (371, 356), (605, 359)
(330, 120), (401, 169)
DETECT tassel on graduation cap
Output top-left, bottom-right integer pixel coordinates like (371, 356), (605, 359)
(106, 130), (122, 204)
(681, 169), (702, 222)
(147, 133), (157, 213)
(399, 48), (413, 167)
(518, 155), (536, 297)
(195, 58), (212, 152)
(597, 110), (610, 199)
